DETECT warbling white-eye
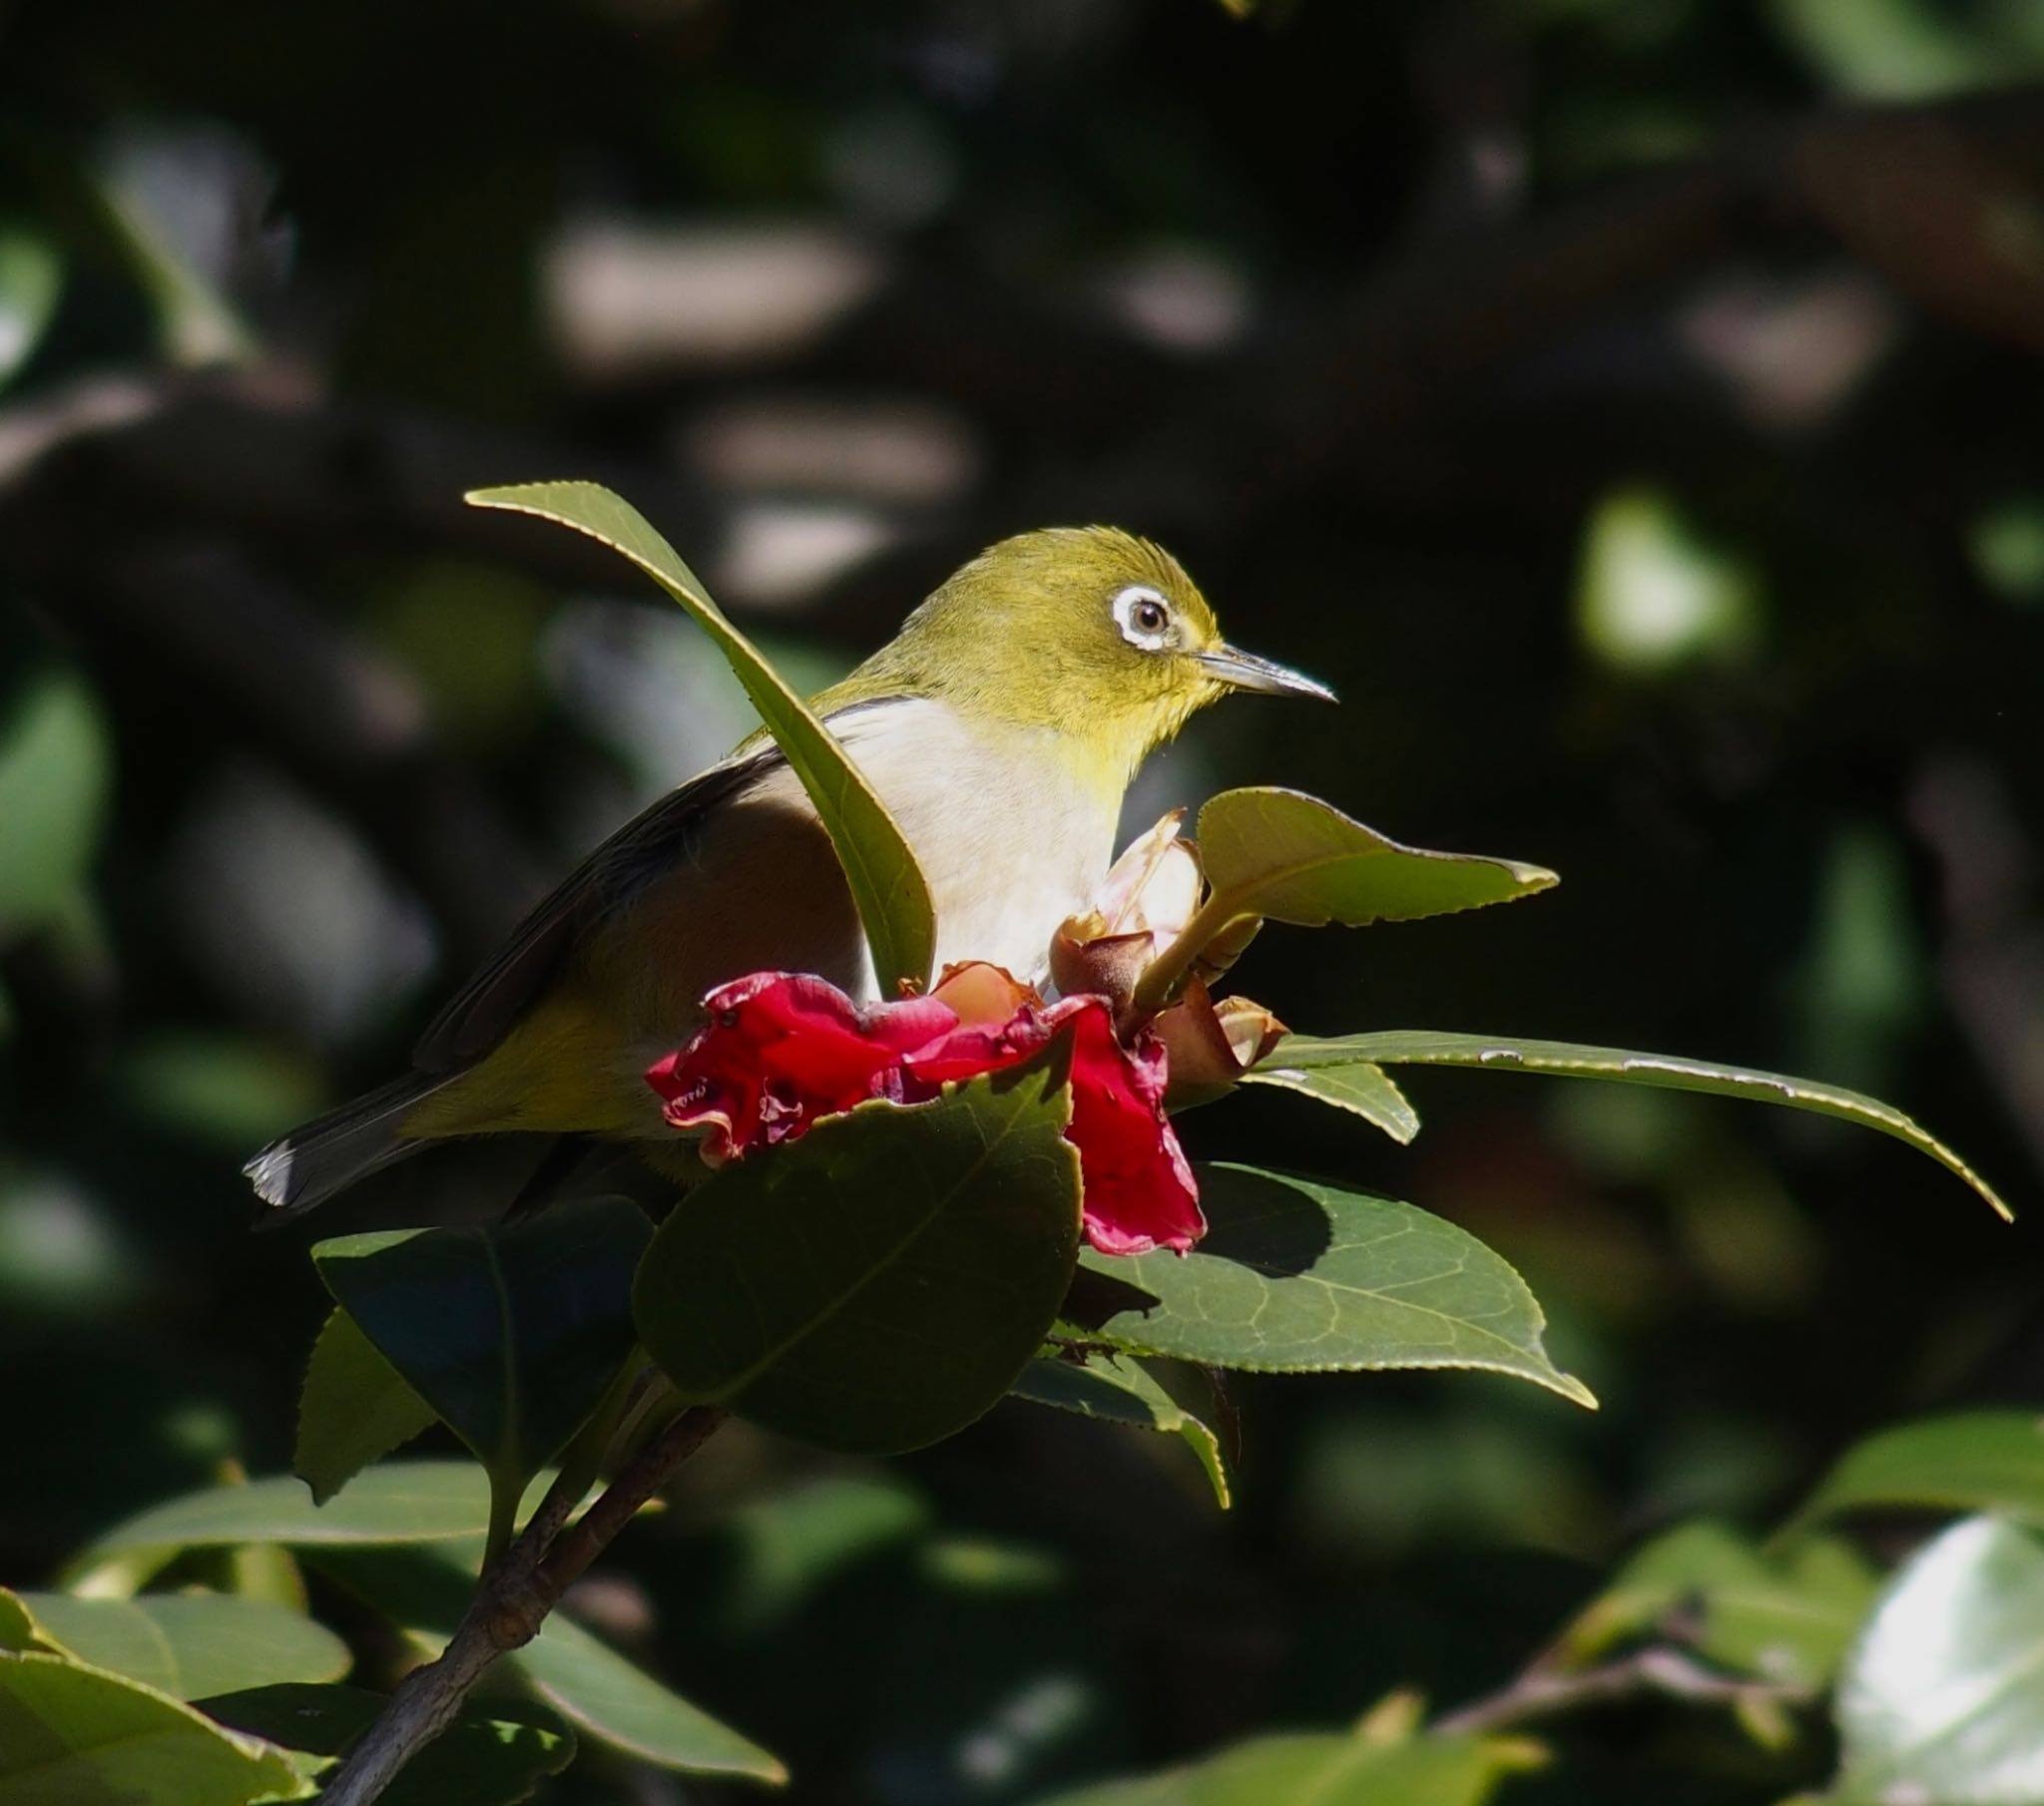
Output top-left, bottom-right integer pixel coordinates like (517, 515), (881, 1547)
(247, 525), (1332, 1215)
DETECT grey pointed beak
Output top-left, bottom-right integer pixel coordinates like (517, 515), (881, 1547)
(1197, 644), (1337, 702)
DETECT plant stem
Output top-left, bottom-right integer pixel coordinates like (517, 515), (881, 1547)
(1132, 896), (1246, 1014)
(1432, 1645), (1809, 1738)
(319, 1404), (728, 1806)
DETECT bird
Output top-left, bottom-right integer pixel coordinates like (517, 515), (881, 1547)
(246, 525), (1333, 1217)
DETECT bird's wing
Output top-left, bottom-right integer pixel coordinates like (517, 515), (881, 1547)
(411, 743), (786, 1072)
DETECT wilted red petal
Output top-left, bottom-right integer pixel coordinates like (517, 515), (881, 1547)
(1052, 1000), (1204, 1255)
(647, 970), (1203, 1255)
(647, 971), (958, 1161)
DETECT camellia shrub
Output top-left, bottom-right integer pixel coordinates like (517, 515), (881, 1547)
(3, 485), (2020, 1806)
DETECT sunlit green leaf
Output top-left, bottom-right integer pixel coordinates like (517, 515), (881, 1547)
(116, 1034), (324, 1148)
(1575, 484), (1760, 675)
(1771, 0), (2005, 100)
(0, 1649), (308, 1804)
(1831, 1516), (2044, 1802)
(1558, 1521), (1876, 1690)
(312, 1544), (785, 1783)
(0, 667), (113, 939)
(74, 1463), (551, 1574)
(636, 1058), (1081, 1454)
(1072, 1165), (1593, 1407)
(1278, 1031), (2010, 1220)
(1240, 1058), (1419, 1143)
(1138, 789), (1553, 1008)
(1969, 495), (2044, 608)
(9, 1592), (348, 1702)
(0, 1592), (36, 1650)
(1788, 1412), (2044, 1534)
(294, 1309), (440, 1507)
(1012, 1352), (1232, 1507)
(203, 1683), (574, 1806)
(468, 481), (935, 992)
(312, 1197), (648, 1549)
(91, 166), (253, 366)
(1033, 1726), (1538, 1806)
(0, 226), (62, 387)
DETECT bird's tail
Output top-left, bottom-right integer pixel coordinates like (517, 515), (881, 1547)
(245, 1072), (452, 1219)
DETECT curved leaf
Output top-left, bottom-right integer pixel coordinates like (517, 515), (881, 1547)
(467, 481), (934, 992)
(1788, 1411), (2044, 1535)
(1833, 1516), (2044, 1804)
(203, 1683), (574, 1806)
(636, 1056), (1082, 1454)
(312, 1544), (784, 1783)
(0, 667), (113, 937)
(311, 1197), (649, 1551)
(0, 1593), (33, 1649)
(294, 1308), (439, 1507)
(1012, 1353), (1232, 1507)
(10, 1592), (349, 1701)
(1556, 1521), (1875, 1690)
(0, 226), (62, 387)
(75, 1463), (543, 1571)
(1138, 789), (1554, 1007)
(1072, 1164), (1593, 1407)
(0, 1650), (307, 1805)
(1274, 1030), (2010, 1220)
(1241, 1060), (1419, 1143)
(1033, 1727), (1538, 1806)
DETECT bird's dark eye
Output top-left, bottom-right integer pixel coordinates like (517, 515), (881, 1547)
(1112, 584), (1174, 649)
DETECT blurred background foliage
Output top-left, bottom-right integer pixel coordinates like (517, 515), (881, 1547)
(2, 0), (2043, 1800)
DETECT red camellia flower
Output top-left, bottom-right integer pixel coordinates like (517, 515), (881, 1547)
(645, 964), (1204, 1256)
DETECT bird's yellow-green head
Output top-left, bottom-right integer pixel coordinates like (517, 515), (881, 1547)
(845, 526), (1333, 789)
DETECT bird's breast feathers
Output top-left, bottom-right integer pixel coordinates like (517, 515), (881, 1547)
(821, 694), (1122, 989)
(407, 696), (1124, 1144)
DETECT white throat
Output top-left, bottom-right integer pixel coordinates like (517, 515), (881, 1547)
(828, 696), (1120, 997)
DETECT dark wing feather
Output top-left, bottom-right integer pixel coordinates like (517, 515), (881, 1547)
(411, 745), (784, 1072)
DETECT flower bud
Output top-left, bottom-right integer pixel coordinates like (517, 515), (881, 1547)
(1154, 980), (1287, 1111)
(1050, 810), (1202, 1018)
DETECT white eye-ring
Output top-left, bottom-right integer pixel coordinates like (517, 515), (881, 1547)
(1112, 584), (1173, 652)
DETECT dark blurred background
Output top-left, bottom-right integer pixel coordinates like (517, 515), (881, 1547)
(3, 2), (2043, 1801)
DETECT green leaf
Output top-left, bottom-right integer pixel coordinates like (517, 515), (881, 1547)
(0, 1649), (308, 1805)
(1011, 1354), (1232, 1508)
(0, 226), (62, 387)
(202, 1683), (574, 1806)
(1788, 1411), (2044, 1535)
(0, 667), (113, 939)
(1241, 1059), (1419, 1143)
(74, 1462), (549, 1573)
(467, 480), (935, 993)
(90, 165), (253, 367)
(312, 1197), (649, 1550)
(1072, 1165), (1593, 1408)
(719, 1476), (930, 1633)
(313, 1544), (785, 1783)
(294, 1308), (440, 1506)
(1557, 1521), (1876, 1690)
(0, 1593), (33, 1651)
(1277, 1030), (2011, 1221)
(1138, 788), (1554, 1008)
(1831, 1516), (2044, 1803)
(8, 1593), (348, 1701)
(635, 1057), (1082, 1454)
(1033, 1727), (1537, 1806)
(1575, 485), (1760, 675)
